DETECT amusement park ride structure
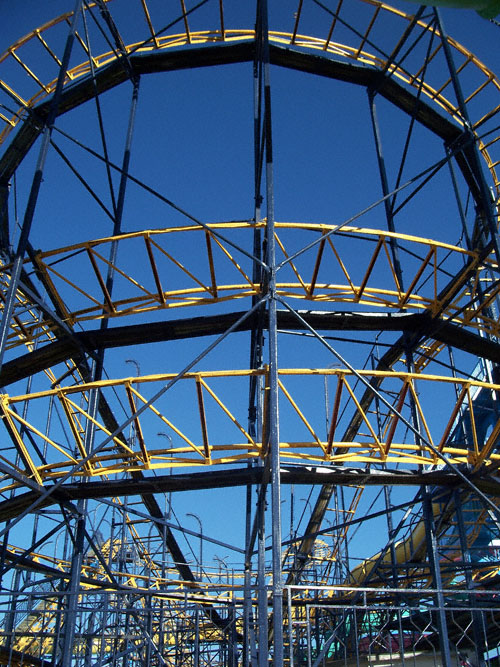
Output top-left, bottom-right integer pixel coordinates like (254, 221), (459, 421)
(0, 0), (499, 665)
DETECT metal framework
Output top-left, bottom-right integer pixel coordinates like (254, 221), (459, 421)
(0, 1), (499, 665)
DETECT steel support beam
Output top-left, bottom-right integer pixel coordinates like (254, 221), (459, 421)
(0, 465), (496, 524)
(422, 488), (453, 667)
(0, 40), (489, 239)
(434, 8), (500, 267)
(4, 308), (500, 388)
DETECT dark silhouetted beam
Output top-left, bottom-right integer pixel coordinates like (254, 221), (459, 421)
(0, 466), (497, 523)
(3, 309), (500, 387)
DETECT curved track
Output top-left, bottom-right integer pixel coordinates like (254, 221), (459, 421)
(0, 2), (499, 665)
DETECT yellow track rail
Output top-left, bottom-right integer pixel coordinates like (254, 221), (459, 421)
(2, 222), (498, 351)
(0, 1), (498, 194)
(1, 367), (499, 488)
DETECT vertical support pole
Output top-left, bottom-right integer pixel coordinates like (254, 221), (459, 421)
(247, 5), (266, 658)
(0, 0), (83, 372)
(59, 381), (100, 663)
(145, 595), (152, 667)
(404, 335), (452, 667)
(175, 617), (180, 666)
(257, 492), (269, 666)
(433, 8), (500, 267)
(446, 148), (473, 252)
(61, 72), (139, 667)
(256, 0), (284, 662)
(422, 490), (452, 667)
(340, 486), (350, 581)
(287, 586), (294, 667)
(254, 0), (282, 661)
(454, 489), (486, 667)
(246, 373), (265, 666)
(51, 598), (63, 665)
(367, 89), (404, 291)
(94, 75), (140, 383)
(194, 607), (200, 667)
(0, 521), (11, 590)
(84, 611), (95, 666)
(228, 602), (238, 667)
(244, 481), (255, 667)
(434, 15), (500, 665)
(383, 482), (406, 666)
(306, 604), (312, 667)
(0, 182), (9, 252)
(60, 499), (87, 664)
(52, 528), (69, 667)
(372, 348), (406, 665)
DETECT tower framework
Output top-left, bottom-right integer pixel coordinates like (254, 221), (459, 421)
(0, 1), (499, 665)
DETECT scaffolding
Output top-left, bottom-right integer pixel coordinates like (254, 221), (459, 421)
(0, 0), (499, 665)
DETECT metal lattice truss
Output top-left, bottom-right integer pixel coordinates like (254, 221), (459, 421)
(0, 368), (499, 487)
(0, 223), (499, 352)
(0, 0), (499, 199)
(0, 1), (499, 665)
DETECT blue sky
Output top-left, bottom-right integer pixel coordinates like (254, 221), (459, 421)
(0, 0), (499, 581)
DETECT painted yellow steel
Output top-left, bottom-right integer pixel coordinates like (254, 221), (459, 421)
(0, 368), (499, 489)
(277, 378), (325, 452)
(1, 2), (498, 657)
(1, 223), (497, 352)
(0, 396), (43, 485)
(0, 2), (499, 196)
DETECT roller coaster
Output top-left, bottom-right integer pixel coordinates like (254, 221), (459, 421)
(0, 0), (499, 665)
